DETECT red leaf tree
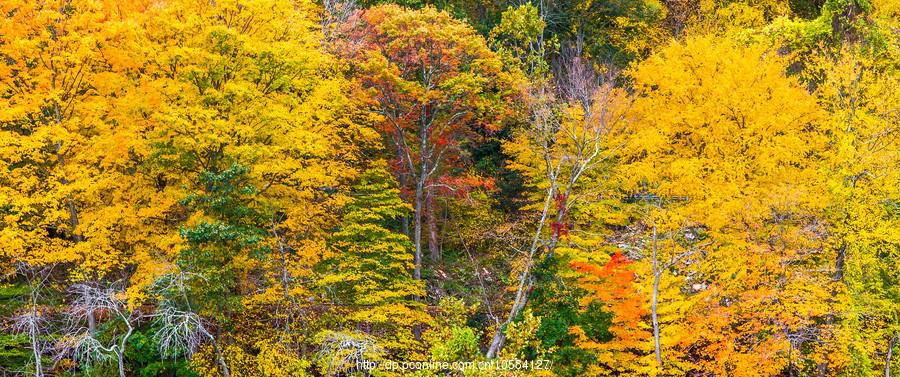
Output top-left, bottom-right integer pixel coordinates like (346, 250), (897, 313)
(338, 4), (520, 277)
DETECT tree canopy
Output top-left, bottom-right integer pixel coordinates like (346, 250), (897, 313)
(0, 0), (897, 376)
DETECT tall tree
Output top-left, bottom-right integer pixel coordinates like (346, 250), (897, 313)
(0, 3), (155, 363)
(811, 47), (900, 376)
(338, 4), (518, 278)
(615, 35), (834, 374)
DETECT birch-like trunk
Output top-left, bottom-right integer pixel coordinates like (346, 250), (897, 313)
(887, 331), (898, 377)
(117, 351), (126, 377)
(202, 328), (230, 377)
(486, 184), (559, 358)
(115, 317), (133, 377)
(28, 290), (44, 377)
(651, 224), (662, 367)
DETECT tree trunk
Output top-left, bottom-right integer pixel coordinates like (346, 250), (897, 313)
(652, 272), (661, 367)
(487, 186), (560, 358)
(278, 243), (294, 336)
(276, 241), (290, 301)
(117, 325), (133, 377)
(203, 330), (230, 377)
(427, 189), (440, 262)
(29, 291), (43, 377)
(87, 311), (97, 334)
(413, 179), (424, 280)
(213, 342), (230, 377)
(270, 221), (300, 336)
(52, 100), (82, 244)
(651, 224), (662, 367)
(834, 243), (846, 282)
(117, 350), (126, 377)
(887, 331), (898, 377)
(53, 102), (96, 337)
(30, 325), (43, 377)
(486, 265), (533, 358)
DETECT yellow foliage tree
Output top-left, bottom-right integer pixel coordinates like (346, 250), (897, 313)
(124, 0), (378, 373)
(0, 0), (153, 279)
(613, 35), (838, 375)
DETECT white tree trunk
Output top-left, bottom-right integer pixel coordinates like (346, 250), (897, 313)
(887, 331), (898, 377)
(29, 291), (44, 377)
(202, 329), (230, 377)
(486, 185), (558, 358)
(651, 224), (662, 367)
(115, 322), (133, 377)
(117, 350), (126, 377)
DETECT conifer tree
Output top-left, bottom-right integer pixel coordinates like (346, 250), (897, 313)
(319, 165), (430, 360)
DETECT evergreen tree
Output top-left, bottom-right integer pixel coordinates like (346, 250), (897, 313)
(319, 165), (430, 359)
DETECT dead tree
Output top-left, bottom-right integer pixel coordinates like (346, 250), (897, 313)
(59, 283), (139, 377)
(12, 263), (55, 377)
(317, 331), (381, 377)
(152, 272), (231, 377)
(321, 0), (356, 41)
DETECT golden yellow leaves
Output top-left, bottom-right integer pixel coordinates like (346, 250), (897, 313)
(578, 35), (847, 374)
(622, 35), (826, 232)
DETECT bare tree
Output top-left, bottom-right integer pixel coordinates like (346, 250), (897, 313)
(58, 283), (139, 377)
(486, 53), (629, 358)
(783, 326), (825, 377)
(152, 272), (231, 377)
(154, 304), (233, 377)
(268, 210), (305, 343)
(317, 331), (382, 377)
(11, 263), (55, 377)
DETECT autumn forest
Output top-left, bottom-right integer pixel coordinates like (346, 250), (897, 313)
(0, 0), (898, 376)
